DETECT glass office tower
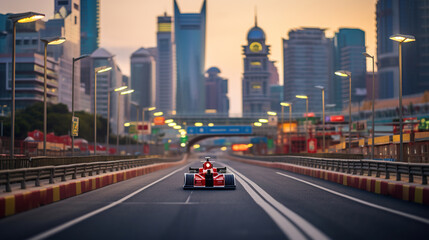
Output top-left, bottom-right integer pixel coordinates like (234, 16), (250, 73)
(80, 0), (99, 55)
(174, 0), (206, 115)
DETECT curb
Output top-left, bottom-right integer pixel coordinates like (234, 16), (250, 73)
(0, 157), (187, 218)
(229, 156), (429, 205)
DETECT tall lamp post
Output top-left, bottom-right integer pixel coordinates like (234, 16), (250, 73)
(363, 52), (375, 160)
(71, 54), (89, 155)
(281, 102), (292, 153)
(335, 70), (352, 154)
(94, 66), (112, 155)
(315, 86), (325, 152)
(41, 37), (66, 156)
(116, 89), (134, 154)
(295, 95), (308, 152)
(106, 86), (128, 155)
(390, 34), (415, 162)
(8, 12), (44, 158)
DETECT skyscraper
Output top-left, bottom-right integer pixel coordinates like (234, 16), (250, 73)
(283, 28), (331, 113)
(80, 0), (99, 55)
(332, 28), (366, 109)
(130, 47), (156, 120)
(80, 48), (125, 134)
(205, 67), (229, 115)
(156, 13), (174, 113)
(376, 0), (424, 99)
(43, 0), (81, 111)
(242, 19), (272, 116)
(174, 0), (206, 115)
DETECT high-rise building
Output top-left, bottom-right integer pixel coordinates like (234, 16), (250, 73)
(332, 28), (367, 109)
(268, 61), (279, 86)
(270, 85), (283, 113)
(130, 47), (156, 120)
(80, 0), (99, 55)
(0, 53), (58, 110)
(156, 13), (175, 113)
(376, 0), (427, 99)
(43, 0), (81, 111)
(80, 48), (125, 134)
(242, 19), (272, 116)
(205, 67), (229, 115)
(174, 0), (206, 115)
(283, 28), (331, 113)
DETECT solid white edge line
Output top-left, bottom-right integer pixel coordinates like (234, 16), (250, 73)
(276, 171), (429, 225)
(223, 163), (330, 240)
(234, 174), (308, 240)
(28, 166), (187, 240)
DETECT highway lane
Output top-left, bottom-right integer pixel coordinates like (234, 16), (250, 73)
(0, 153), (428, 240)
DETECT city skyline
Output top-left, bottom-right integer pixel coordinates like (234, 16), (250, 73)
(2, 0), (377, 115)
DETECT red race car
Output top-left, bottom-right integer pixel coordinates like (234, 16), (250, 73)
(183, 157), (236, 189)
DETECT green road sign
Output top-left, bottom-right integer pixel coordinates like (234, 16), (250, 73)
(72, 117), (79, 136)
(180, 136), (188, 143)
(129, 124), (137, 134)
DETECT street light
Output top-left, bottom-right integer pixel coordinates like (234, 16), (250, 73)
(71, 54), (89, 155)
(281, 102), (292, 153)
(363, 52), (375, 160)
(94, 65), (112, 155)
(267, 111), (277, 116)
(315, 86), (326, 152)
(106, 86), (128, 155)
(335, 70), (352, 154)
(390, 34), (415, 162)
(296, 95), (308, 152)
(116, 88), (134, 153)
(41, 37), (66, 156)
(8, 12), (45, 158)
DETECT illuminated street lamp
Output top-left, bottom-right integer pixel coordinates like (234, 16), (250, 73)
(117, 89), (134, 152)
(363, 52), (375, 160)
(8, 12), (45, 158)
(94, 66), (112, 155)
(314, 86), (326, 152)
(335, 70), (352, 154)
(267, 111), (277, 116)
(106, 86), (129, 155)
(258, 119), (269, 123)
(281, 102), (292, 153)
(390, 34), (415, 162)
(296, 95), (308, 152)
(41, 37), (66, 156)
(71, 54), (89, 155)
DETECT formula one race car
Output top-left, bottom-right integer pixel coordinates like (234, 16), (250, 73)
(183, 157), (236, 189)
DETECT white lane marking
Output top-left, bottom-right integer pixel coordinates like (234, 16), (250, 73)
(28, 166), (187, 240)
(185, 191), (193, 204)
(276, 172), (429, 225)
(223, 163), (330, 240)
(234, 174), (307, 240)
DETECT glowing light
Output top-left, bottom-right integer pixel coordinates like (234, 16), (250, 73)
(258, 119), (269, 123)
(114, 86), (128, 92)
(295, 95), (308, 99)
(181, 143), (186, 147)
(168, 122), (177, 127)
(280, 102), (291, 107)
(254, 122), (262, 126)
(15, 13), (45, 23)
(267, 111), (277, 116)
(153, 111), (163, 116)
(195, 122), (203, 127)
(389, 34), (415, 43)
(334, 70), (351, 77)
(221, 146), (227, 151)
(96, 66), (112, 73)
(173, 125), (181, 129)
(124, 122), (130, 127)
(208, 123), (214, 127)
(165, 119), (174, 124)
(120, 89), (134, 95)
(47, 38), (66, 45)
(193, 144), (200, 149)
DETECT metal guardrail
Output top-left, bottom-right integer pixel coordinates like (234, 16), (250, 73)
(232, 154), (429, 185)
(0, 156), (182, 192)
(0, 155), (161, 170)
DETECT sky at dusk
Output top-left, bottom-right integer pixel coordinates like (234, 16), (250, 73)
(2, 0), (377, 115)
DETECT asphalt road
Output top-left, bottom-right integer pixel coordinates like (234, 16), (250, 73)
(1, 152), (428, 240)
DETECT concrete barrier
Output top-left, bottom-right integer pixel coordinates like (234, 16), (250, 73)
(229, 155), (429, 205)
(0, 155), (188, 218)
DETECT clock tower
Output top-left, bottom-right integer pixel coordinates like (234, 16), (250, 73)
(242, 18), (271, 116)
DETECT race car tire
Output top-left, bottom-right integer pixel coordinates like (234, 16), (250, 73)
(224, 174), (236, 189)
(183, 173), (194, 189)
